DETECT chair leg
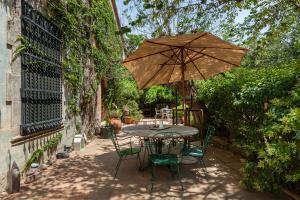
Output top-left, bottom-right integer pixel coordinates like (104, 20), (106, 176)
(142, 146), (147, 170)
(137, 152), (142, 170)
(114, 157), (122, 178)
(199, 157), (208, 173)
(176, 164), (184, 191)
(150, 163), (155, 191)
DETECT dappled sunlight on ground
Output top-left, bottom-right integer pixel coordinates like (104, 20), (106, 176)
(2, 137), (282, 200)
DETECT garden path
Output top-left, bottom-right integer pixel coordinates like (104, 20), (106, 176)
(1, 133), (282, 200)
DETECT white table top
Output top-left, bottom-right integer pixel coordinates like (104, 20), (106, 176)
(122, 125), (199, 139)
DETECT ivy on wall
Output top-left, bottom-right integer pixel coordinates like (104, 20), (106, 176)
(47, 0), (123, 133)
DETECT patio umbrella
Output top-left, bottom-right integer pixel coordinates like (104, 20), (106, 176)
(123, 32), (248, 121)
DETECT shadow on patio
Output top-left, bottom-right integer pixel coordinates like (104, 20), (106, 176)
(2, 137), (282, 200)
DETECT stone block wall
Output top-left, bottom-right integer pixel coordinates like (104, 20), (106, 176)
(0, 0), (77, 192)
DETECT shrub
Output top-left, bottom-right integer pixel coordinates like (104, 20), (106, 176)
(196, 61), (300, 192)
(144, 85), (175, 104)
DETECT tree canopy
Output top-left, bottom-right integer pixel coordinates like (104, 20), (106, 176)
(122, 0), (300, 66)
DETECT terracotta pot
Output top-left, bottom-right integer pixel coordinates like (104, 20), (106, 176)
(131, 118), (136, 124)
(124, 116), (132, 124)
(180, 116), (185, 124)
(109, 118), (122, 134)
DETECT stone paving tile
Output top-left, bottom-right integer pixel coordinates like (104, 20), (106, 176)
(1, 137), (283, 200)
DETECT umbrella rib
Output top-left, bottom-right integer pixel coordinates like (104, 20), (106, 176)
(184, 49), (206, 80)
(160, 52), (181, 65)
(168, 65), (176, 83)
(166, 48), (181, 83)
(184, 48), (205, 63)
(186, 46), (248, 51)
(186, 47), (239, 67)
(171, 48), (182, 64)
(146, 40), (181, 48)
(183, 32), (208, 47)
(141, 50), (177, 89)
(184, 54), (205, 65)
(123, 48), (176, 63)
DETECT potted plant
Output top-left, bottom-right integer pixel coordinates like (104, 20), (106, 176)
(99, 120), (112, 139)
(124, 116), (133, 124)
(108, 110), (122, 134)
(131, 109), (143, 124)
(123, 100), (144, 124)
(123, 105), (130, 116)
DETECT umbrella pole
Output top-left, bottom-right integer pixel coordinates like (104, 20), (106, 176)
(182, 76), (186, 125)
(176, 88), (178, 125)
(181, 48), (186, 125)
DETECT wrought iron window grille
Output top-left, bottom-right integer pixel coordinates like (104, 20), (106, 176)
(20, 0), (63, 135)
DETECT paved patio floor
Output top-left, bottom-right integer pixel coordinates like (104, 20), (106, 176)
(2, 137), (282, 200)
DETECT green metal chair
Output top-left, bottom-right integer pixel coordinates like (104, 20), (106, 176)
(182, 126), (215, 170)
(109, 127), (142, 178)
(145, 134), (184, 191)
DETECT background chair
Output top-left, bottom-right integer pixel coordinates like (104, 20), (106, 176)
(154, 108), (161, 119)
(109, 127), (142, 178)
(161, 108), (173, 123)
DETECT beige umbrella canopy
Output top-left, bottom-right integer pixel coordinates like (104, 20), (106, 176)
(123, 32), (248, 89)
(123, 32), (248, 120)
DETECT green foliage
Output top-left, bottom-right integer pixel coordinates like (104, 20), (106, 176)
(108, 110), (122, 119)
(123, 0), (238, 37)
(125, 100), (143, 120)
(22, 149), (44, 174)
(124, 34), (144, 55)
(196, 62), (299, 135)
(220, 0), (300, 67)
(12, 36), (30, 62)
(241, 90), (300, 192)
(104, 69), (143, 115)
(144, 85), (175, 104)
(196, 62), (300, 192)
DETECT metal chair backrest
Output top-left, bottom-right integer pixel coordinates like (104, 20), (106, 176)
(144, 139), (156, 155)
(109, 126), (121, 156)
(145, 132), (183, 156)
(203, 125), (215, 151)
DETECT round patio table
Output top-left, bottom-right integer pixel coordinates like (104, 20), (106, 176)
(122, 125), (199, 164)
(122, 125), (199, 156)
(122, 124), (198, 139)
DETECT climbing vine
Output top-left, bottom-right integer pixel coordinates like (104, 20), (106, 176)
(47, 0), (123, 134)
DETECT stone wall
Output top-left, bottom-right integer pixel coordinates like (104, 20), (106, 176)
(0, 0), (77, 192)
